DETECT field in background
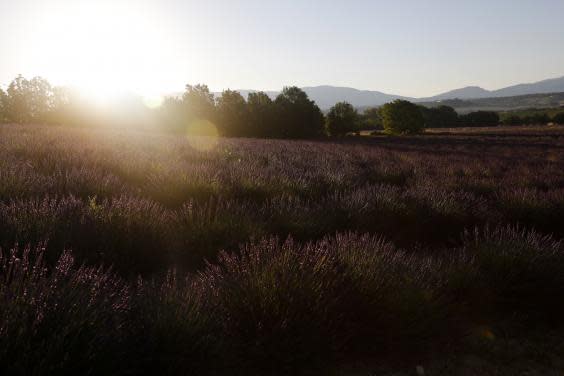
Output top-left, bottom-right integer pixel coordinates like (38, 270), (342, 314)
(361, 124), (564, 136)
(424, 124), (564, 135)
(1, 123), (564, 374)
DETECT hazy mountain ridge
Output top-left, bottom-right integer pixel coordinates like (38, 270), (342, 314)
(207, 75), (564, 109)
(421, 76), (564, 102)
(212, 86), (408, 108)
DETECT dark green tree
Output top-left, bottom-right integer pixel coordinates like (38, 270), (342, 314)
(458, 111), (499, 127)
(326, 102), (358, 136)
(501, 115), (523, 126)
(247, 92), (275, 137)
(553, 112), (564, 125)
(419, 105), (458, 128)
(523, 113), (550, 125)
(380, 100), (424, 135)
(216, 90), (249, 137)
(273, 87), (325, 138)
(359, 107), (382, 130)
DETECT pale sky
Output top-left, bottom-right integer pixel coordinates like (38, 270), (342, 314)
(1, 0), (563, 97)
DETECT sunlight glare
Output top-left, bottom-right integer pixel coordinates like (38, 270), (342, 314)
(186, 120), (220, 152)
(30, 0), (177, 101)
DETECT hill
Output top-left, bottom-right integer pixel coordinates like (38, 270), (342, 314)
(204, 75), (564, 110)
(418, 92), (564, 113)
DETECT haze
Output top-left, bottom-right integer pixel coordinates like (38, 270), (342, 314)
(1, 0), (563, 97)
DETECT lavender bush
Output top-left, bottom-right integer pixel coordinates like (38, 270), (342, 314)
(1, 124), (564, 373)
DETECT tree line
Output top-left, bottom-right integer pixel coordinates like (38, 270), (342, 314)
(2, 75), (564, 137)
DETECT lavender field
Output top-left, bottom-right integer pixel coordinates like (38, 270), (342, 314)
(2, 124), (564, 374)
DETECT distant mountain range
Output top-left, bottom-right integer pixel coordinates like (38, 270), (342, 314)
(422, 76), (564, 102)
(211, 75), (564, 110)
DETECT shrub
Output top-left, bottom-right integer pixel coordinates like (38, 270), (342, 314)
(198, 237), (347, 371)
(127, 271), (219, 375)
(0, 246), (129, 375)
(461, 226), (564, 321)
(380, 100), (424, 135)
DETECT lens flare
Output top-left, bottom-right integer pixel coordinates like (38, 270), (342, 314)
(186, 119), (219, 151)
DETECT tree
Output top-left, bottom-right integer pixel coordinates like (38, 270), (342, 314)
(458, 111), (499, 127)
(326, 102), (358, 136)
(273, 87), (325, 138)
(4, 75), (55, 123)
(182, 84), (216, 122)
(553, 112), (564, 125)
(247, 92), (275, 137)
(419, 105), (458, 128)
(215, 90), (248, 137)
(159, 96), (187, 132)
(523, 113), (550, 125)
(359, 107), (382, 130)
(0, 88), (6, 122)
(380, 100), (424, 135)
(501, 115), (523, 126)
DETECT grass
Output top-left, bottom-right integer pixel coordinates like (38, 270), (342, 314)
(1, 123), (564, 374)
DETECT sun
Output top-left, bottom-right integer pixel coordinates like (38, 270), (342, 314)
(30, 0), (176, 102)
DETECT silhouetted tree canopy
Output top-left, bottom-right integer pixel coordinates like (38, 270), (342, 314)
(4, 75), (55, 123)
(326, 102), (358, 136)
(458, 111), (499, 127)
(247, 92), (275, 138)
(182, 84), (216, 122)
(216, 90), (249, 137)
(501, 115), (523, 126)
(419, 105), (458, 128)
(380, 100), (424, 135)
(273, 87), (325, 138)
(523, 113), (550, 125)
(553, 112), (564, 125)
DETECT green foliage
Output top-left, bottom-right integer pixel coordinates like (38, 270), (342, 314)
(419, 105), (459, 128)
(4, 75), (56, 123)
(459, 111), (499, 127)
(273, 86), (325, 138)
(182, 84), (216, 124)
(215, 90), (249, 137)
(380, 100), (424, 135)
(501, 111), (555, 126)
(554, 112), (564, 124)
(247, 92), (275, 137)
(359, 107), (382, 130)
(325, 101), (358, 136)
(501, 115), (523, 126)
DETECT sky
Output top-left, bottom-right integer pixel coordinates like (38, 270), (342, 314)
(1, 0), (564, 97)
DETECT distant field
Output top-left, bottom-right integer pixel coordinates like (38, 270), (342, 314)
(361, 124), (564, 136)
(1, 123), (564, 374)
(424, 124), (564, 135)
